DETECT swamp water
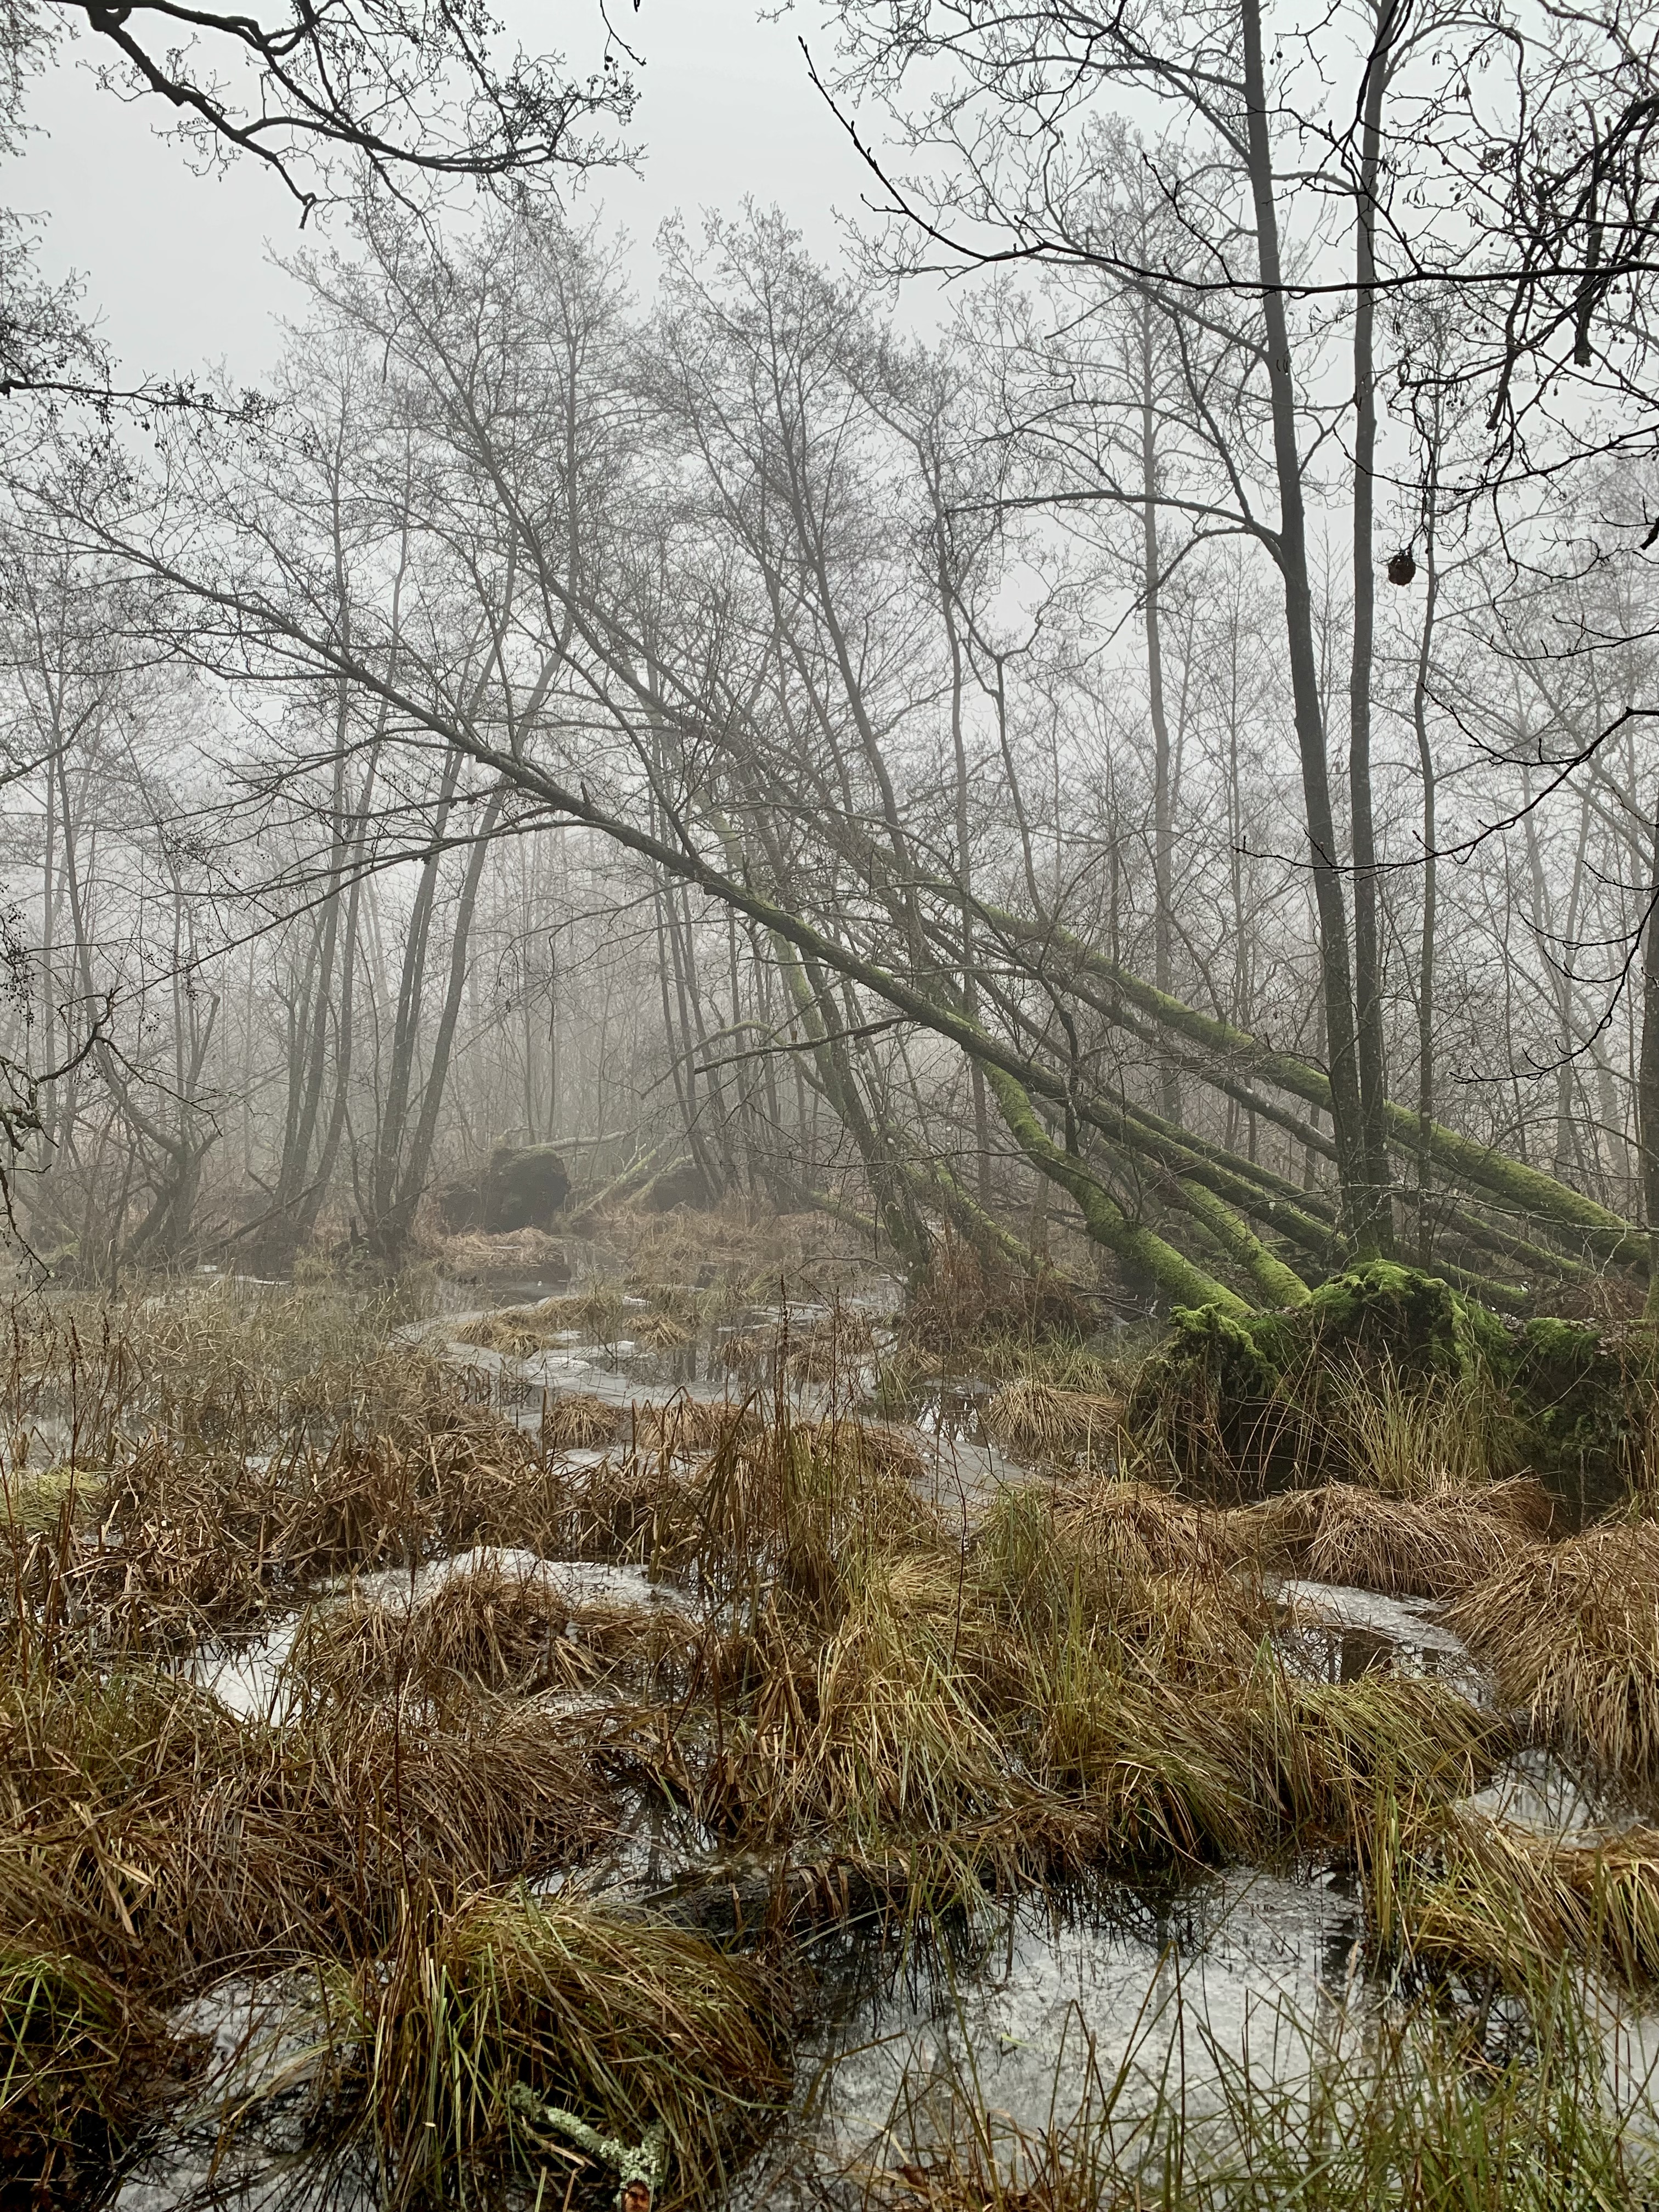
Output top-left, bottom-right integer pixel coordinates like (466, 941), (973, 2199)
(84, 1280), (1659, 2205)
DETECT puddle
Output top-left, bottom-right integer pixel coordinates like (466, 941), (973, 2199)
(738, 1867), (1370, 2205)
(187, 1619), (301, 1722)
(1276, 1578), (1492, 1703)
(117, 1971), (368, 2212)
(430, 1281), (1023, 1509)
(1466, 1743), (1655, 1842)
(349, 1546), (687, 1614)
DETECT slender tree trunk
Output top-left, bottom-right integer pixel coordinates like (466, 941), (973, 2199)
(1141, 303), (1181, 1127)
(1640, 792), (1659, 1318)
(1242, 0), (1370, 1249)
(1410, 471), (1440, 1267)
(935, 510), (992, 1202)
(1348, 0), (1400, 1254)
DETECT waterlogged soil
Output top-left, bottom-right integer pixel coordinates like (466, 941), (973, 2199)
(96, 1273), (1657, 2208)
(737, 1861), (1549, 2210)
(117, 1847), (1659, 2211)
(117, 1875), (1374, 2212)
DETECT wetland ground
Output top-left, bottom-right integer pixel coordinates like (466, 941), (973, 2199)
(7, 1209), (1659, 2211)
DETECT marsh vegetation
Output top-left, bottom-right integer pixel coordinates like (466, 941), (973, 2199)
(3, 1220), (1659, 2209)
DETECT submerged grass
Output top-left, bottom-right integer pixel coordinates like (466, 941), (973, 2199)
(860, 1961), (1656, 2211)
(0, 1940), (179, 2205)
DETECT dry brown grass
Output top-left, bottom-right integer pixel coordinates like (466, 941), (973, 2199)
(1452, 1517), (1659, 1778)
(1, 1362), (577, 1658)
(613, 1200), (844, 1302)
(1057, 1476), (1239, 1582)
(431, 1227), (572, 1283)
(781, 1308), (878, 1384)
(286, 1560), (702, 1711)
(0, 1664), (613, 1993)
(289, 1566), (595, 1706)
(543, 1391), (624, 1451)
(629, 1395), (758, 1457)
(984, 1379), (1122, 1465)
(452, 1308), (552, 1357)
(1404, 1804), (1659, 1988)
(1226, 1480), (1546, 1599)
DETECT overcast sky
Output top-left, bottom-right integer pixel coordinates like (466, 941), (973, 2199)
(2, 0), (874, 386)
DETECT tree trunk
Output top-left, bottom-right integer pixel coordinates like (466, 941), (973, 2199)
(1347, 0), (1401, 1254)
(1640, 793), (1659, 1318)
(1142, 302), (1182, 1128)
(1241, 0), (1370, 1249)
(1410, 449), (1441, 1268)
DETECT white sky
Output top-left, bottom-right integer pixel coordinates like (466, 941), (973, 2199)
(2, 0), (874, 386)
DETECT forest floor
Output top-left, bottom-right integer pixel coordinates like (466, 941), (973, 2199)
(6, 1211), (1659, 2210)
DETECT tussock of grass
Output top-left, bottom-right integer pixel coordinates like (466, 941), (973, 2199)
(543, 1391), (624, 1451)
(1452, 1517), (1659, 1778)
(781, 1308), (878, 1384)
(289, 1565), (594, 1707)
(431, 1227), (571, 1284)
(1327, 1357), (1522, 1497)
(286, 1560), (700, 1711)
(630, 1395), (757, 1456)
(612, 1199), (839, 1306)
(1404, 1805), (1659, 1990)
(3, 1272), (1651, 2205)
(637, 1308), (697, 1352)
(984, 1380), (1121, 1464)
(20, 1369), (571, 1652)
(454, 1282), (683, 1356)
(452, 1308), (555, 1357)
(311, 1892), (792, 2210)
(0, 1465), (104, 1539)
(1278, 1675), (1503, 1831)
(1056, 1476), (1238, 1581)
(1228, 1481), (1543, 1599)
